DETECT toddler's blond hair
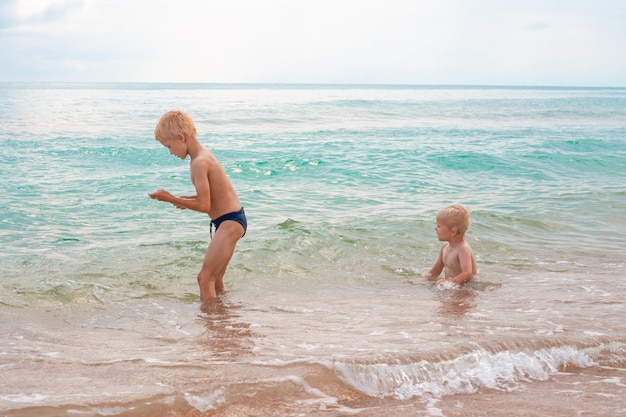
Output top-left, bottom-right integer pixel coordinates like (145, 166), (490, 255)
(437, 204), (471, 234)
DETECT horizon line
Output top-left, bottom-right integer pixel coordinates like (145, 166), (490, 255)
(1, 81), (624, 89)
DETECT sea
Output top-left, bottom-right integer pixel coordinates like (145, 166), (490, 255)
(0, 83), (625, 417)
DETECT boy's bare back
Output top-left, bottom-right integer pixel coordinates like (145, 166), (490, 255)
(190, 148), (241, 220)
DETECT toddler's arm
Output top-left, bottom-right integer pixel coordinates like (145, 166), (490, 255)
(425, 246), (445, 281)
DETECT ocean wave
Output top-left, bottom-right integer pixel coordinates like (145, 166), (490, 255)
(328, 340), (626, 400)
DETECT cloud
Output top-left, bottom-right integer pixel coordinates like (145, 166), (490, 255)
(0, 0), (625, 85)
(0, 0), (85, 28)
(525, 22), (550, 31)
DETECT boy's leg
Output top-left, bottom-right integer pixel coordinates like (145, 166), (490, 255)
(214, 251), (234, 293)
(197, 221), (244, 301)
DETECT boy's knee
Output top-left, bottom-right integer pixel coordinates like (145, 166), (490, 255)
(197, 270), (209, 285)
(197, 269), (217, 283)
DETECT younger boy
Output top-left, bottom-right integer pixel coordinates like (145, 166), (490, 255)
(149, 110), (246, 302)
(425, 204), (477, 287)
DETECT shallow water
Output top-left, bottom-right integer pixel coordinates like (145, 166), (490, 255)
(1, 83), (625, 416)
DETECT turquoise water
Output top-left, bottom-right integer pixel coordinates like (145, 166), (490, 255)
(1, 84), (625, 416)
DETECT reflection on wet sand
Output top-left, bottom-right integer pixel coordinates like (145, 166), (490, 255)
(436, 288), (477, 317)
(434, 280), (502, 318)
(198, 298), (257, 359)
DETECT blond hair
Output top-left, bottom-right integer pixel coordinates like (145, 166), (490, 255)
(154, 110), (197, 142)
(437, 204), (471, 234)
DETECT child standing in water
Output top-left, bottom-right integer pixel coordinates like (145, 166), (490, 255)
(149, 110), (247, 302)
(425, 204), (477, 287)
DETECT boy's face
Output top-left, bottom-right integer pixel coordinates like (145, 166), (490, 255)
(435, 217), (455, 242)
(159, 134), (187, 160)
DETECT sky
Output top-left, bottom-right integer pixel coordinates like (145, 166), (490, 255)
(0, 0), (625, 86)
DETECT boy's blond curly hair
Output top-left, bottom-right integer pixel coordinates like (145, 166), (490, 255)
(154, 110), (197, 142)
(437, 204), (471, 234)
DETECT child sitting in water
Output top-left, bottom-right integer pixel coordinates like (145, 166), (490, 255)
(425, 204), (477, 287)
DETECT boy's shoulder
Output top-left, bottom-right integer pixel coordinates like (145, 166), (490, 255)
(192, 148), (217, 164)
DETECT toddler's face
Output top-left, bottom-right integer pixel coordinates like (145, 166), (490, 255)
(435, 217), (454, 241)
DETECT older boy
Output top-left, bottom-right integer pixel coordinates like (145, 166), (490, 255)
(425, 204), (477, 287)
(149, 110), (246, 302)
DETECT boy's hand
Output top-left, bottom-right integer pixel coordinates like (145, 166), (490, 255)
(148, 189), (173, 202)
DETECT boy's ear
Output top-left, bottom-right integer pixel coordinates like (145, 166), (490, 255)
(177, 133), (186, 142)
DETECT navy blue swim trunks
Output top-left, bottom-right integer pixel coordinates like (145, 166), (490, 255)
(210, 207), (247, 239)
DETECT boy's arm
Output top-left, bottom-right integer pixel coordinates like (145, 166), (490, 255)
(173, 195), (198, 209)
(148, 190), (200, 210)
(149, 160), (211, 214)
(425, 246), (445, 281)
(440, 246), (474, 286)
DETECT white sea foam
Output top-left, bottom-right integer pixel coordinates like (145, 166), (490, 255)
(92, 406), (132, 416)
(331, 344), (601, 399)
(184, 387), (227, 412)
(0, 394), (48, 403)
